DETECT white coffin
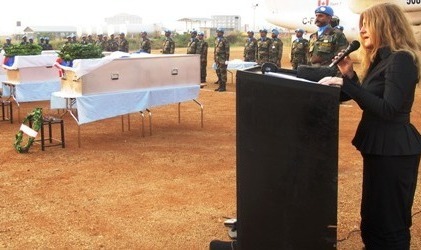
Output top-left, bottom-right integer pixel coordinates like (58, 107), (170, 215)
(60, 54), (201, 96)
(2, 54), (60, 84)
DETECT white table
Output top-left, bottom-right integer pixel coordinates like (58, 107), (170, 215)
(212, 60), (258, 83)
(51, 85), (203, 147)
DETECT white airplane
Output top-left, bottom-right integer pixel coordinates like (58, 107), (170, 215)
(264, 0), (421, 42)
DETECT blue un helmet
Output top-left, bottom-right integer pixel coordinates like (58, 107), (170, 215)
(315, 5), (334, 16)
(198, 32), (204, 36)
(271, 29), (279, 35)
(295, 28), (305, 33)
(216, 28), (224, 33)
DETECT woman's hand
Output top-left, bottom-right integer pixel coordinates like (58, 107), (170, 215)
(333, 50), (355, 79)
(318, 76), (343, 87)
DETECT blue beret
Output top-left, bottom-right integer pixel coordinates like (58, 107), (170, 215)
(295, 28), (305, 33)
(272, 29), (279, 35)
(216, 28), (224, 33)
(315, 6), (334, 16)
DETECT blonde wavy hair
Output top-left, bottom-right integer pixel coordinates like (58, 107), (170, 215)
(358, 3), (420, 81)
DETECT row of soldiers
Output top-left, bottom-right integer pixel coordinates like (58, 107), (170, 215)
(243, 28), (284, 67)
(243, 9), (347, 71)
(64, 33), (129, 53)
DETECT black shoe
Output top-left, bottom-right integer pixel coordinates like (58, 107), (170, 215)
(218, 88), (226, 92)
(201, 80), (206, 83)
(214, 87), (221, 91)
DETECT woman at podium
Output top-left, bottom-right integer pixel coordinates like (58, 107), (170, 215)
(319, 3), (421, 249)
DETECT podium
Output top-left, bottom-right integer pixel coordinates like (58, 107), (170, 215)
(236, 68), (340, 249)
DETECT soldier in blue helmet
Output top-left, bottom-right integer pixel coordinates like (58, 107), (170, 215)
(244, 30), (257, 62)
(269, 28), (283, 67)
(196, 32), (208, 83)
(162, 30), (175, 54)
(308, 5), (348, 67)
(213, 28), (230, 92)
(256, 28), (272, 65)
(187, 30), (199, 54)
(290, 28), (309, 69)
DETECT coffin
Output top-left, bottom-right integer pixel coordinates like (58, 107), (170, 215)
(2, 54), (60, 83)
(59, 53), (201, 96)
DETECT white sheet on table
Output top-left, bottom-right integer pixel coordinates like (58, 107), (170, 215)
(51, 84), (200, 125)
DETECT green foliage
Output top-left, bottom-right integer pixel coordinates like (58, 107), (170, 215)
(4, 44), (43, 57)
(58, 43), (104, 61)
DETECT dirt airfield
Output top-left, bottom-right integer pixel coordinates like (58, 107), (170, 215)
(1, 47), (421, 249)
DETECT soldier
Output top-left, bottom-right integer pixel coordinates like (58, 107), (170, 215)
(20, 35), (29, 45)
(118, 32), (129, 52)
(96, 34), (106, 50)
(162, 30), (175, 54)
(87, 34), (94, 44)
(3, 37), (12, 49)
(290, 28), (309, 70)
(38, 37), (45, 49)
(44, 37), (53, 50)
(186, 30), (199, 54)
(256, 29), (271, 65)
(80, 35), (88, 45)
(139, 31), (151, 53)
(269, 28), (283, 67)
(106, 34), (119, 52)
(28, 37), (34, 44)
(243, 30), (257, 62)
(214, 28), (229, 92)
(64, 35), (72, 45)
(196, 32), (208, 83)
(308, 6), (348, 67)
(71, 34), (78, 43)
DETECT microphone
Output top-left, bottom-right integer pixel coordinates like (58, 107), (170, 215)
(329, 40), (360, 68)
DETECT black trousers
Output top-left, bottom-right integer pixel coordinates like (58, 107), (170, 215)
(361, 154), (420, 250)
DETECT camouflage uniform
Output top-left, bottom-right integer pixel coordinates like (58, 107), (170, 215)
(162, 31), (175, 54)
(44, 38), (53, 50)
(291, 29), (309, 70)
(243, 31), (257, 62)
(256, 30), (272, 65)
(140, 32), (151, 53)
(308, 25), (348, 66)
(196, 32), (208, 83)
(268, 29), (283, 67)
(96, 35), (106, 51)
(214, 29), (229, 92)
(118, 33), (129, 52)
(106, 34), (119, 52)
(187, 31), (199, 54)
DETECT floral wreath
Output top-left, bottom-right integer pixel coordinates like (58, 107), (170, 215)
(14, 108), (43, 153)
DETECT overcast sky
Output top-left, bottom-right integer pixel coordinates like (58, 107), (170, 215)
(0, 0), (270, 35)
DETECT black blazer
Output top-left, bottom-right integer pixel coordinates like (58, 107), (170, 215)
(341, 47), (421, 155)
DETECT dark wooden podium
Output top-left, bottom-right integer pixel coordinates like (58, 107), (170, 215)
(236, 68), (340, 250)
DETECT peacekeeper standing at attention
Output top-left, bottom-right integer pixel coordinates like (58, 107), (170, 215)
(308, 5), (348, 66)
(187, 30), (199, 54)
(214, 28), (230, 92)
(290, 28), (309, 69)
(196, 32), (208, 83)
(162, 30), (175, 54)
(256, 29), (272, 65)
(243, 30), (257, 62)
(106, 34), (119, 52)
(269, 28), (283, 67)
(140, 31), (151, 53)
(118, 32), (129, 52)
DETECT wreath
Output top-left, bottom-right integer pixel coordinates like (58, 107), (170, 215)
(14, 108), (43, 153)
